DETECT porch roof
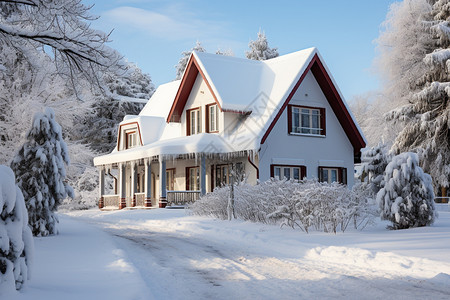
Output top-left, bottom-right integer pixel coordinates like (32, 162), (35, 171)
(93, 133), (248, 166)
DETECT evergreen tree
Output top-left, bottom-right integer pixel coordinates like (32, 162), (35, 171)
(361, 143), (391, 195)
(175, 41), (206, 80)
(376, 152), (435, 229)
(11, 108), (74, 236)
(246, 30), (279, 61)
(384, 0), (450, 191)
(0, 165), (33, 291)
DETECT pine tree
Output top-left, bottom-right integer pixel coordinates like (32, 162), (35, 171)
(376, 152), (436, 229)
(11, 108), (74, 236)
(246, 30), (279, 61)
(385, 0), (450, 192)
(361, 143), (391, 194)
(0, 165), (33, 291)
(175, 41), (206, 80)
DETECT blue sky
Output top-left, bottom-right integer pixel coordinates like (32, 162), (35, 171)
(86, 0), (396, 101)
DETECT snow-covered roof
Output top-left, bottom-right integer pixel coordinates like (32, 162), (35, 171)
(94, 47), (366, 166)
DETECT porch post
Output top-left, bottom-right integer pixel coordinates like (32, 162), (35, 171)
(98, 167), (105, 209)
(131, 161), (136, 207)
(200, 155), (206, 196)
(159, 158), (167, 208)
(144, 159), (152, 207)
(119, 163), (127, 209)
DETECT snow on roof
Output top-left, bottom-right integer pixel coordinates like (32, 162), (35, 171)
(140, 80), (181, 117)
(95, 47), (365, 166)
(94, 133), (236, 165)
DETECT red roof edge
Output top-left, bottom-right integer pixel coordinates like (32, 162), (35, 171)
(166, 53), (222, 123)
(260, 54), (366, 154)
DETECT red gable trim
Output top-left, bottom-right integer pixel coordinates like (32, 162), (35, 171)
(260, 54), (366, 153)
(167, 54), (222, 123)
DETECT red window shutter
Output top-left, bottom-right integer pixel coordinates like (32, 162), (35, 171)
(270, 165), (274, 178)
(186, 111), (191, 136)
(318, 167), (324, 182)
(205, 105), (210, 133)
(320, 107), (326, 136)
(287, 105), (292, 134)
(185, 167), (190, 190)
(300, 166), (307, 180)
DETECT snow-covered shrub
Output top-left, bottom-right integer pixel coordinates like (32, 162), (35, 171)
(190, 179), (376, 233)
(11, 108), (74, 236)
(360, 143), (391, 195)
(0, 165), (33, 291)
(376, 152), (436, 229)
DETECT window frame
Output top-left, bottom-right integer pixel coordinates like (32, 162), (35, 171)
(125, 130), (138, 149)
(318, 166), (347, 184)
(186, 107), (202, 136)
(185, 166), (200, 191)
(288, 105), (326, 136)
(270, 164), (307, 181)
(166, 168), (175, 191)
(206, 103), (219, 133)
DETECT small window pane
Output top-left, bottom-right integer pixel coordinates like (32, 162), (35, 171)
(293, 108), (300, 133)
(275, 167), (281, 179)
(312, 110), (320, 135)
(293, 168), (300, 180)
(322, 169), (328, 183)
(284, 168), (290, 180)
(301, 109), (310, 133)
(331, 169), (338, 183)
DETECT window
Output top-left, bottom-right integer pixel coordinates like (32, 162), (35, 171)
(186, 166), (200, 190)
(207, 104), (219, 133)
(288, 105), (325, 136)
(216, 164), (230, 187)
(125, 131), (138, 149)
(271, 165), (306, 181)
(318, 167), (347, 184)
(166, 169), (175, 191)
(187, 108), (201, 135)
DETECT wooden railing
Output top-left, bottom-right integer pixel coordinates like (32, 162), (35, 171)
(167, 190), (200, 206)
(103, 195), (120, 208)
(435, 197), (449, 203)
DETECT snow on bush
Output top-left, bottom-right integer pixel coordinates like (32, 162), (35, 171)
(190, 179), (376, 233)
(0, 165), (33, 292)
(376, 152), (436, 229)
(360, 143), (392, 195)
(10, 108), (74, 236)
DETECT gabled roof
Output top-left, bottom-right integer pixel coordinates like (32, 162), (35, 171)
(94, 48), (366, 166)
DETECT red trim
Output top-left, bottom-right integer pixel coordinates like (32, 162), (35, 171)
(186, 107), (201, 136)
(318, 166), (347, 184)
(167, 54), (222, 123)
(247, 155), (259, 179)
(116, 121), (144, 151)
(260, 54), (365, 154)
(205, 103), (219, 133)
(185, 166), (199, 190)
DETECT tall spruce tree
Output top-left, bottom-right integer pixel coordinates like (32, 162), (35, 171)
(11, 108), (74, 236)
(175, 41), (206, 80)
(384, 0), (450, 193)
(246, 30), (279, 61)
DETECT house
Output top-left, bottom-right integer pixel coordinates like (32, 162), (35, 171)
(93, 47), (366, 209)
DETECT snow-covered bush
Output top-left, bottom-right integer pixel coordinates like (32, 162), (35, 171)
(0, 165), (33, 291)
(11, 108), (74, 236)
(376, 152), (436, 229)
(190, 179), (376, 233)
(360, 143), (392, 195)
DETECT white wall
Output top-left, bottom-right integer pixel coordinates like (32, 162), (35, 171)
(259, 70), (355, 186)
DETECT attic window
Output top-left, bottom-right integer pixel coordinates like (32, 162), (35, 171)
(125, 131), (138, 149)
(288, 105), (326, 136)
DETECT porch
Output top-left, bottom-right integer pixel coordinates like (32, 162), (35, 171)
(97, 153), (254, 210)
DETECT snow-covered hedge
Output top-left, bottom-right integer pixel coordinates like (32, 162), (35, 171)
(0, 165), (33, 292)
(376, 152), (436, 229)
(189, 179), (376, 233)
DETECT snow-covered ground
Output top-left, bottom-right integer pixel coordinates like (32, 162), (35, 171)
(6, 204), (450, 299)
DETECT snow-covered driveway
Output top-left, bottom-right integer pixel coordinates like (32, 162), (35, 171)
(68, 207), (450, 300)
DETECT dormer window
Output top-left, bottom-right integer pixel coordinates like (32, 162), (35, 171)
(288, 105), (326, 136)
(125, 130), (138, 149)
(206, 103), (219, 133)
(187, 107), (201, 135)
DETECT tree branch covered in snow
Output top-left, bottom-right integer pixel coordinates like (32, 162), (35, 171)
(246, 30), (279, 61)
(175, 41), (205, 80)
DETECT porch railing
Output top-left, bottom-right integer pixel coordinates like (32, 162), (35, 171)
(103, 195), (120, 208)
(167, 190), (200, 206)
